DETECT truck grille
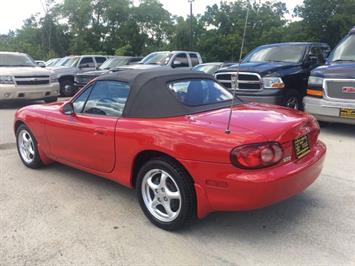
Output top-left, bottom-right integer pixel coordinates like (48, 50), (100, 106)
(215, 72), (262, 91)
(14, 76), (50, 86)
(325, 79), (355, 101)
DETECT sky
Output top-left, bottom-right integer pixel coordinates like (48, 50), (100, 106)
(0, 0), (303, 34)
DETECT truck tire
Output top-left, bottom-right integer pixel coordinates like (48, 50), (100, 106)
(60, 78), (75, 97)
(282, 90), (302, 110)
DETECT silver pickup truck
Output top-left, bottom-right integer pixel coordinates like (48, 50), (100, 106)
(116, 51), (203, 71)
(47, 55), (109, 96)
(0, 52), (59, 103)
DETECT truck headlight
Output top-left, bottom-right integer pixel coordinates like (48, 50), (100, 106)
(0, 76), (14, 84)
(308, 76), (323, 86)
(50, 74), (58, 83)
(262, 77), (285, 89)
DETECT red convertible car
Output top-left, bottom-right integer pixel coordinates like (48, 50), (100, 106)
(14, 69), (326, 230)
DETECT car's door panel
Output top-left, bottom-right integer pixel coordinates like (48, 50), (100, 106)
(46, 113), (117, 173)
(45, 80), (130, 173)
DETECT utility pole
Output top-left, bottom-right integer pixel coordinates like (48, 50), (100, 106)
(40, 0), (52, 56)
(188, 0), (194, 50)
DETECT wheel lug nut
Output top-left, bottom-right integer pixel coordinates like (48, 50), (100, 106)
(161, 188), (165, 192)
(164, 197), (168, 201)
(157, 198), (161, 202)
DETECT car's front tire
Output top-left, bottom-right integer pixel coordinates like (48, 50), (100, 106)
(137, 157), (196, 231)
(16, 124), (43, 169)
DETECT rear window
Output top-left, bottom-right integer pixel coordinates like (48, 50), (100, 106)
(168, 79), (233, 106)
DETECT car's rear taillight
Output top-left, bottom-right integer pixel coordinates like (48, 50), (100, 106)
(231, 142), (283, 169)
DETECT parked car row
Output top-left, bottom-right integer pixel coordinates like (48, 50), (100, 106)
(2, 26), (355, 125)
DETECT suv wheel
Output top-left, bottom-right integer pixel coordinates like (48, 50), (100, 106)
(60, 79), (75, 97)
(137, 157), (196, 231)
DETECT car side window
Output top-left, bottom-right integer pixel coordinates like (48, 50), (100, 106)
(95, 57), (107, 66)
(168, 79), (233, 106)
(80, 57), (95, 67)
(82, 81), (130, 117)
(189, 53), (200, 66)
(173, 53), (189, 68)
(73, 86), (92, 113)
(309, 47), (325, 65)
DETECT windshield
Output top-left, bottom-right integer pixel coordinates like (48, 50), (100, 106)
(59, 57), (80, 67)
(328, 34), (355, 62)
(193, 64), (220, 75)
(243, 45), (306, 63)
(99, 57), (129, 70)
(140, 52), (172, 65)
(0, 53), (36, 67)
(168, 79), (233, 106)
(46, 58), (60, 67)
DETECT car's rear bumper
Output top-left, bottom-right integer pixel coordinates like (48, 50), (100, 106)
(303, 96), (355, 125)
(181, 141), (326, 218)
(0, 83), (59, 101)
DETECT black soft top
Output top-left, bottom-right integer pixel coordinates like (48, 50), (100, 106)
(96, 69), (234, 118)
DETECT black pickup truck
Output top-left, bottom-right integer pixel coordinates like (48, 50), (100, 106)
(215, 42), (331, 110)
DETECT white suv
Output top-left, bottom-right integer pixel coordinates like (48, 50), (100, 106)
(0, 52), (59, 103)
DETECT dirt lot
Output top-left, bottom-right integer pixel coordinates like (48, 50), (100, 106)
(0, 100), (354, 266)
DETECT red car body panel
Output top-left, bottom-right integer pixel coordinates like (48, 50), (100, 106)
(15, 101), (326, 218)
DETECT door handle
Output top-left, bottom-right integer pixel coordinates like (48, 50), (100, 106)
(94, 127), (108, 135)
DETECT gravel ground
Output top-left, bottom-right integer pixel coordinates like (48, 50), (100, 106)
(0, 100), (354, 266)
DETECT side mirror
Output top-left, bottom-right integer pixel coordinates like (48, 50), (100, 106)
(172, 60), (183, 68)
(37, 62), (46, 68)
(61, 102), (74, 115)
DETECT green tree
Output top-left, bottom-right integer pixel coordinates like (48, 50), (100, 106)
(295, 0), (355, 47)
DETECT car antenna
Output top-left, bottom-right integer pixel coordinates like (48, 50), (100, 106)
(225, 8), (249, 134)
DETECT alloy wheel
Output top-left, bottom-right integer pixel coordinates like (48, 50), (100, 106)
(141, 169), (182, 222)
(18, 129), (35, 164)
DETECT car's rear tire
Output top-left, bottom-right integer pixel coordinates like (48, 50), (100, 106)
(44, 96), (58, 103)
(136, 157), (196, 231)
(283, 90), (302, 110)
(59, 78), (75, 97)
(16, 124), (43, 169)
